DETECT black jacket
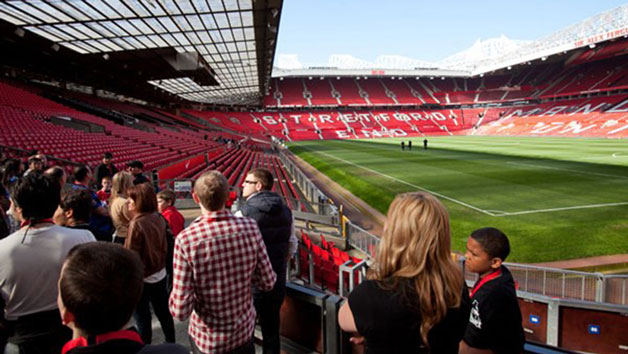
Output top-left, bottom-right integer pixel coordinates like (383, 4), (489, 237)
(241, 191), (292, 291)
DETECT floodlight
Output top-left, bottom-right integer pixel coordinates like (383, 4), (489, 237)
(507, 66), (512, 70)
(589, 43), (596, 49)
(541, 56), (547, 61)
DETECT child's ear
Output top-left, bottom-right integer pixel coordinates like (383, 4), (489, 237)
(60, 307), (76, 327)
(192, 192), (200, 205)
(490, 257), (503, 269)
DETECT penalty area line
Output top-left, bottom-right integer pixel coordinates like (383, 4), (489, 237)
(306, 148), (496, 216)
(495, 201), (628, 217)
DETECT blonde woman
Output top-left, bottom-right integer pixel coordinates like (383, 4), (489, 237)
(109, 171), (133, 244)
(339, 192), (470, 353)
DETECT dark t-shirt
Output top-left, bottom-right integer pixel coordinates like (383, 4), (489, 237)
(133, 174), (150, 185)
(349, 278), (470, 354)
(463, 266), (524, 354)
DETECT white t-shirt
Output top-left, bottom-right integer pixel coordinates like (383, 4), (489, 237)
(0, 224), (96, 320)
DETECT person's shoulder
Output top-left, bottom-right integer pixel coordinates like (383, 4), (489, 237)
(57, 225), (97, 243)
(351, 279), (384, 297)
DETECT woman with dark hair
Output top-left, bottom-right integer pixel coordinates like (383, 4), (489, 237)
(124, 183), (175, 344)
(338, 192), (471, 353)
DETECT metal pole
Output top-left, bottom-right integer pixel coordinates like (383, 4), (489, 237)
(581, 276), (585, 301)
(562, 273), (566, 298)
(543, 270), (546, 296)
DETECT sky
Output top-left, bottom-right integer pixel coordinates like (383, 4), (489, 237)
(274, 0), (628, 67)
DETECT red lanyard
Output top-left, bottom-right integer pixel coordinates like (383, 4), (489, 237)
(62, 330), (143, 354)
(20, 218), (54, 228)
(470, 268), (502, 298)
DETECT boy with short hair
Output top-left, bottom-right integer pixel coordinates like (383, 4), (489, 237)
(96, 176), (112, 204)
(460, 227), (524, 354)
(156, 189), (184, 237)
(58, 242), (187, 354)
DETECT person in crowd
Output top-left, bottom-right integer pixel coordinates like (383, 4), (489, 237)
(58, 242), (188, 354)
(0, 171), (9, 238)
(44, 166), (67, 192)
(0, 170), (10, 213)
(238, 168), (296, 354)
(157, 189), (184, 237)
(72, 166), (113, 241)
(338, 191), (470, 353)
(23, 156), (43, 177)
(96, 176), (112, 204)
(459, 227), (524, 354)
(169, 171), (276, 354)
(2, 159), (22, 234)
(94, 152), (118, 189)
(127, 160), (150, 186)
(124, 183), (175, 344)
(0, 174), (95, 354)
(54, 189), (97, 239)
(2, 158), (23, 188)
(109, 172), (133, 245)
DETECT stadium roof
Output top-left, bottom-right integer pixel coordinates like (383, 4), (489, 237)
(273, 3), (628, 78)
(0, 0), (282, 105)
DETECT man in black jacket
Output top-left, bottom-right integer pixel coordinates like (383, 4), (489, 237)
(239, 168), (295, 354)
(94, 152), (118, 189)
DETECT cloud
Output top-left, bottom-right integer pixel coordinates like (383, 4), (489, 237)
(276, 54), (303, 69)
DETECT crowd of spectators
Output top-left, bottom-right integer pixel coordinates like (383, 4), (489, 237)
(0, 148), (525, 354)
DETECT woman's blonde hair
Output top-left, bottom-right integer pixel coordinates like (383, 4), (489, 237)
(370, 191), (463, 346)
(110, 171), (133, 201)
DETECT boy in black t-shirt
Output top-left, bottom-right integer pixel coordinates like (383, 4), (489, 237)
(460, 227), (524, 354)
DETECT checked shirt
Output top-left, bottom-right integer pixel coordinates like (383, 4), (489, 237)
(169, 210), (276, 354)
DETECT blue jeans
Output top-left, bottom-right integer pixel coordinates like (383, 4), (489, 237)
(134, 277), (175, 343)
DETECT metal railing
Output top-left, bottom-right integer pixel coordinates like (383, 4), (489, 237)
(604, 275), (628, 305)
(465, 264), (605, 302)
(279, 151), (333, 217)
(344, 222), (625, 305)
(345, 221), (379, 259)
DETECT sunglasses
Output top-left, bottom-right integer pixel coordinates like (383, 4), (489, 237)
(243, 180), (258, 184)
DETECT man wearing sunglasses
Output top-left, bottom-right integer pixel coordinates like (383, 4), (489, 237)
(239, 169), (296, 354)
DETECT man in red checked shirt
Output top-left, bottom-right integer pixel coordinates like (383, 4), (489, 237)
(168, 171), (276, 354)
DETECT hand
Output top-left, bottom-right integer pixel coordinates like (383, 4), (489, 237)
(349, 335), (365, 345)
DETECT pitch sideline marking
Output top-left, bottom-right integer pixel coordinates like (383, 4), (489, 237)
(506, 161), (628, 180)
(495, 202), (628, 217)
(303, 147), (497, 216)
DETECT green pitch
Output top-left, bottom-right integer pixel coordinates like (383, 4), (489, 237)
(288, 136), (628, 263)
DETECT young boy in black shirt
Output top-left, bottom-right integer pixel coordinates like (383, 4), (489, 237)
(460, 227), (524, 354)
